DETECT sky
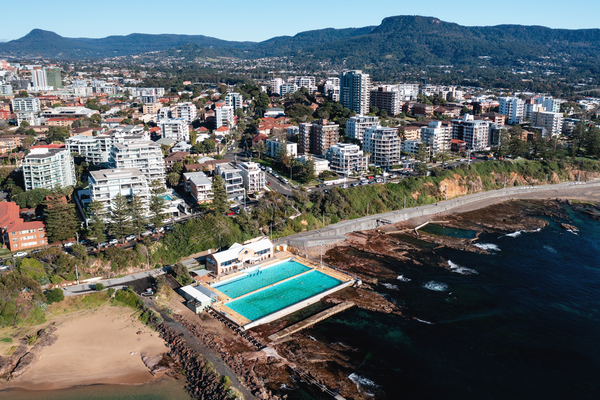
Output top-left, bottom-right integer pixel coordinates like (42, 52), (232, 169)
(2, 0), (599, 42)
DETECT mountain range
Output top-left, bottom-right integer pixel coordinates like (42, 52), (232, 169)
(2, 16), (600, 69)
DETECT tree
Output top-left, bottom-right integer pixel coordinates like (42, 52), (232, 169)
(415, 144), (429, 175)
(129, 194), (147, 239)
(46, 126), (70, 143)
(71, 243), (87, 258)
(109, 193), (132, 242)
(212, 175), (228, 215)
(149, 196), (167, 229)
(87, 200), (106, 247)
(44, 194), (79, 243)
(172, 162), (183, 175)
(497, 130), (511, 158)
(190, 130), (198, 146)
(46, 288), (65, 304)
(167, 172), (180, 187)
(95, 283), (105, 291)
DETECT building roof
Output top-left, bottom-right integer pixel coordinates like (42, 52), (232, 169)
(30, 144), (65, 149)
(25, 147), (69, 159)
(90, 168), (144, 180)
(165, 152), (189, 162)
(180, 285), (212, 303)
(155, 138), (177, 146)
(215, 126), (230, 132)
(211, 238), (273, 264)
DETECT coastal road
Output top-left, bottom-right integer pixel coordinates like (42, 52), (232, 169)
(62, 268), (166, 296)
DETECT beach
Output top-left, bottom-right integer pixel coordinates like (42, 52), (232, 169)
(0, 304), (168, 392)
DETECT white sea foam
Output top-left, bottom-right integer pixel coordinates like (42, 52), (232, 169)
(567, 229), (579, 235)
(544, 245), (557, 254)
(382, 283), (399, 290)
(308, 335), (317, 341)
(473, 243), (501, 252)
(397, 275), (412, 282)
(416, 318), (434, 325)
(349, 373), (379, 395)
(448, 260), (478, 275)
(424, 281), (448, 291)
(501, 227), (542, 238)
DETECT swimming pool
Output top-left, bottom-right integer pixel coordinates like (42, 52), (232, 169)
(159, 194), (173, 201)
(213, 259), (310, 299)
(226, 270), (342, 321)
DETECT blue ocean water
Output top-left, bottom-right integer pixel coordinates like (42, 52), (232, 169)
(310, 204), (600, 400)
(213, 259), (309, 298)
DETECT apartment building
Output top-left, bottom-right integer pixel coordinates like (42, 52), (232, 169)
(499, 97), (525, 125)
(530, 111), (563, 137)
(346, 115), (379, 142)
(88, 168), (150, 217)
(534, 96), (562, 113)
(157, 107), (172, 120)
(16, 112), (40, 127)
(298, 155), (330, 175)
(215, 163), (245, 200)
(183, 172), (213, 204)
(363, 126), (401, 168)
(174, 102), (197, 124)
(370, 86), (403, 116)
(0, 202), (46, 251)
(225, 92), (243, 110)
(340, 70), (371, 115)
(143, 102), (163, 114)
(397, 83), (419, 101)
(298, 119), (339, 155)
(324, 77), (340, 101)
(12, 97), (41, 112)
(214, 104), (234, 129)
(266, 138), (298, 159)
(158, 118), (189, 142)
(421, 121), (451, 155)
(41, 107), (95, 119)
(238, 162), (265, 193)
(270, 78), (284, 95)
(326, 143), (368, 177)
(291, 76), (317, 94)
(402, 140), (428, 155)
(401, 125), (421, 141)
(22, 147), (76, 191)
(451, 114), (490, 151)
(109, 141), (166, 184)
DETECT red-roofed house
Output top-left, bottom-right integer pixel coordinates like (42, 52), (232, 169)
(215, 126), (230, 135)
(252, 133), (269, 146)
(0, 202), (46, 251)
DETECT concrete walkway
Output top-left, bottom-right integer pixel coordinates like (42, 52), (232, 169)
(278, 180), (600, 247)
(63, 268), (166, 296)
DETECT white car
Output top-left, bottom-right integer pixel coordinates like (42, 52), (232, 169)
(14, 252), (28, 257)
(63, 242), (76, 248)
(142, 231), (152, 237)
(109, 239), (118, 245)
(125, 235), (136, 241)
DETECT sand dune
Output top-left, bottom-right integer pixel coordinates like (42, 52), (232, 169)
(3, 305), (167, 390)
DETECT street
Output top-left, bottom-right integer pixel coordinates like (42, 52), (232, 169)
(62, 268), (166, 296)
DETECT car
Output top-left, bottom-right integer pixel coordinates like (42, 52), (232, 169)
(376, 178), (383, 183)
(342, 184), (349, 188)
(351, 182), (359, 187)
(0, 265), (10, 270)
(323, 189), (328, 193)
(109, 239), (118, 245)
(63, 242), (76, 248)
(98, 242), (108, 247)
(14, 252), (28, 257)
(361, 181), (369, 185)
(125, 235), (136, 241)
(142, 231), (152, 237)
(267, 182), (271, 185)
(226, 211), (236, 216)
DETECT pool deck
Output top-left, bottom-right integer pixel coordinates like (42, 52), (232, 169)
(206, 253), (354, 330)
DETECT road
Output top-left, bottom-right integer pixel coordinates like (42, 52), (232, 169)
(62, 268), (167, 296)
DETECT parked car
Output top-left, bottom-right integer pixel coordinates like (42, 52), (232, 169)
(14, 252), (28, 257)
(376, 178), (383, 183)
(63, 242), (76, 248)
(342, 184), (349, 188)
(142, 231), (152, 237)
(361, 181), (369, 186)
(351, 182), (360, 187)
(125, 235), (136, 241)
(109, 239), (118, 245)
(98, 242), (108, 248)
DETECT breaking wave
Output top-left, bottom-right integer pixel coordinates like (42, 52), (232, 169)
(544, 245), (557, 254)
(397, 275), (411, 282)
(349, 373), (379, 396)
(416, 318), (434, 325)
(448, 260), (478, 275)
(382, 283), (399, 290)
(474, 243), (501, 252)
(424, 281), (448, 291)
(500, 227), (542, 238)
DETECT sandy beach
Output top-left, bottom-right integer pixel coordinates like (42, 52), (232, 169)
(1, 304), (168, 391)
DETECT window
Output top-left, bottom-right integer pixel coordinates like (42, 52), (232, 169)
(38, 228), (44, 232)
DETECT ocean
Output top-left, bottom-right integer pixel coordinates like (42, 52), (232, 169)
(306, 203), (600, 399)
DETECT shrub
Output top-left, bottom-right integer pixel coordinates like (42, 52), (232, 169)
(112, 288), (142, 309)
(46, 288), (65, 304)
(95, 283), (105, 291)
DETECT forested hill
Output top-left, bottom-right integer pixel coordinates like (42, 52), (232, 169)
(2, 16), (600, 68)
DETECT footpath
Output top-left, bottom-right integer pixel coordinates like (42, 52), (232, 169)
(278, 180), (600, 247)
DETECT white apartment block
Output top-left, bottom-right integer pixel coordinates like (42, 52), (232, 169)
(346, 115), (379, 142)
(158, 118), (189, 142)
(88, 168), (150, 218)
(16, 112), (40, 127)
(12, 97), (40, 112)
(397, 83), (419, 101)
(499, 97), (525, 125)
(299, 155), (330, 175)
(184, 172), (213, 204)
(530, 111), (563, 138)
(266, 138), (298, 159)
(32, 68), (48, 88)
(225, 92), (243, 110)
(340, 70), (370, 115)
(280, 83), (298, 96)
(22, 147), (75, 191)
(175, 102), (197, 124)
(67, 135), (114, 165)
(215, 105), (234, 129)
(421, 121), (451, 155)
(326, 143), (368, 177)
(292, 76), (317, 94)
(363, 126), (401, 168)
(215, 163), (245, 200)
(0, 84), (13, 95)
(270, 78), (284, 95)
(109, 141), (166, 184)
(401, 140), (427, 155)
(451, 115), (490, 151)
(324, 78), (340, 102)
(157, 107), (173, 120)
(534, 96), (562, 113)
(238, 162), (266, 193)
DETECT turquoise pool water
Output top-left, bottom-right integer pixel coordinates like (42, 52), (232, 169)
(213, 260), (310, 299)
(159, 194), (173, 201)
(226, 270), (342, 321)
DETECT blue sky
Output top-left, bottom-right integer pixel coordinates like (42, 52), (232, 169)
(2, 0), (599, 42)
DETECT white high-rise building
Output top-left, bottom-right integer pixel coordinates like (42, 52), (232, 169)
(531, 111), (563, 138)
(363, 126), (401, 168)
(215, 105), (234, 129)
(225, 92), (243, 110)
(421, 121), (451, 155)
(22, 147), (76, 191)
(238, 162), (266, 193)
(88, 168), (150, 218)
(32, 68), (48, 88)
(158, 118), (189, 142)
(12, 97), (40, 112)
(280, 83), (298, 96)
(326, 143), (368, 177)
(534, 96), (562, 114)
(292, 76), (317, 94)
(346, 115), (379, 142)
(175, 102), (197, 124)
(270, 78), (284, 95)
(340, 70), (370, 115)
(66, 135), (114, 165)
(499, 97), (525, 125)
(109, 141), (166, 184)
(324, 77), (340, 102)
(398, 83), (419, 101)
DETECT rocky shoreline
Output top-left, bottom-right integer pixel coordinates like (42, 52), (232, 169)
(0, 324), (58, 381)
